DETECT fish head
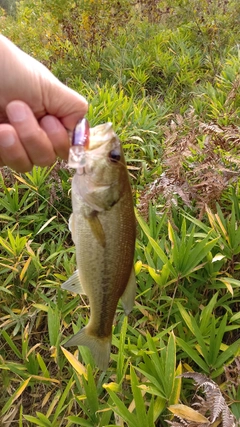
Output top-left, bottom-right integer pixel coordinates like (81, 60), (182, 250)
(71, 122), (129, 211)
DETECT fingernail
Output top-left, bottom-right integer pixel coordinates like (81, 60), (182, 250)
(0, 132), (15, 147)
(7, 101), (27, 122)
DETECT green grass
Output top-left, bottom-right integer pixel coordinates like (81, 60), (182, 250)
(1, 0), (240, 425)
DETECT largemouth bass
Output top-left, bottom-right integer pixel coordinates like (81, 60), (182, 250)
(62, 120), (136, 371)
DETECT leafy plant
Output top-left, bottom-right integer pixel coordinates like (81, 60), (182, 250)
(1, 0), (240, 425)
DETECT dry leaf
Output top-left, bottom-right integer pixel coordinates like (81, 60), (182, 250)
(168, 404), (209, 423)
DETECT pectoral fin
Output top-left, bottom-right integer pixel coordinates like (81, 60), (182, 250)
(61, 270), (86, 295)
(121, 267), (136, 315)
(87, 211), (106, 248)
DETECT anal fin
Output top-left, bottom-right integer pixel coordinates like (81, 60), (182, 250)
(121, 267), (136, 315)
(61, 270), (86, 295)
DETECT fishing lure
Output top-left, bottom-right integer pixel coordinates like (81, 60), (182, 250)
(68, 118), (90, 168)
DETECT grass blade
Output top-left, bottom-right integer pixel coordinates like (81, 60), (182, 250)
(107, 389), (136, 427)
(164, 332), (176, 399)
(1, 377), (31, 416)
(176, 337), (209, 373)
(130, 365), (148, 427)
(1, 330), (22, 359)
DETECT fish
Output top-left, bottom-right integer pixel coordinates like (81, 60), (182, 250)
(61, 120), (136, 371)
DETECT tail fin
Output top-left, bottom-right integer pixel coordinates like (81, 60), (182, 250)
(64, 327), (111, 371)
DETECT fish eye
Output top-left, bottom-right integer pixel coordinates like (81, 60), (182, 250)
(109, 149), (121, 163)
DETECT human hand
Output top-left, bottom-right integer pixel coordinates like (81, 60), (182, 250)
(0, 35), (88, 172)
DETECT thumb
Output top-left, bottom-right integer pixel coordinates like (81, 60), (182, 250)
(41, 75), (88, 130)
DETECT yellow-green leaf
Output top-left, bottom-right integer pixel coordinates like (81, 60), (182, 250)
(103, 382), (120, 392)
(170, 361), (182, 405)
(20, 256), (31, 281)
(217, 278), (234, 295)
(36, 216), (57, 235)
(1, 377), (31, 415)
(134, 260), (142, 275)
(13, 174), (37, 190)
(61, 346), (87, 379)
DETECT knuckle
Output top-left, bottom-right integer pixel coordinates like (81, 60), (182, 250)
(35, 156), (55, 167)
(20, 127), (44, 145)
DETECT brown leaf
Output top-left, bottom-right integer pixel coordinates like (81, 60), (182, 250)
(168, 404), (209, 423)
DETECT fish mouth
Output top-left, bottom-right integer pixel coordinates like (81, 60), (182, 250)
(88, 122), (114, 150)
(68, 120), (122, 173)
